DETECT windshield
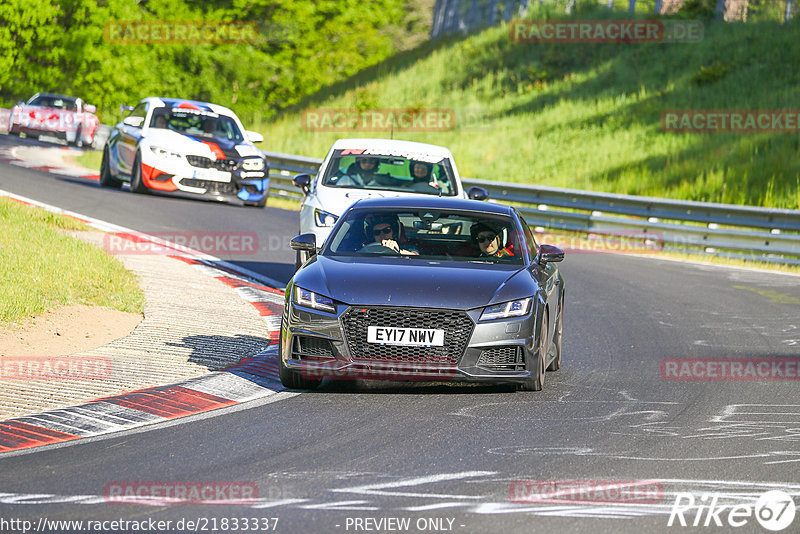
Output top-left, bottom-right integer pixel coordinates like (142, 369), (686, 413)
(321, 149), (457, 196)
(325, 208), (523, 264)
(28, 95), (77, 111)
(149, 107), (244, 142)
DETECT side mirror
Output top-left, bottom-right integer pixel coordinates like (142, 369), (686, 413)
(291, 233), (317, 266)
(246, 130), (263, 143)
(122, 116), (144, 128)
(293, 173), (311, 193)
(120, 104), (134, 115)
(467, 186), (489, 201)
(84, 104), (97, 114)
(536, 244), (565, 264)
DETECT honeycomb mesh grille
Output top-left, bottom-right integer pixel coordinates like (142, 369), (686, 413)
(186, 155), (240, 171)
(293, 336), (335, 359)
(477, 346), (524, 371)
(341, 307), (473, 364)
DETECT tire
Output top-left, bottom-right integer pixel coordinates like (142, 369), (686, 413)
(547, 294), (563, 372)
(278, 322), (322, 390)
(72, 126), (83, 148)
(129, 152), (148, 194)
(520, 310), (547, 392)
(99, 146), (123, 189)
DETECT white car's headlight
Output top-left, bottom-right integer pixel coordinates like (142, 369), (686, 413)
(481, 298), (532, 321)
(294, 287), (336, 313)
(314, 209), (339, 227)
(242, 158), (265, 171)
(151, 146), (182, 160)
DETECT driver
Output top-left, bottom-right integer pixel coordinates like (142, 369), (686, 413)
(365, 214), (418, 255)
(334, 156), (381, 187)
(408, 160), (440, 194)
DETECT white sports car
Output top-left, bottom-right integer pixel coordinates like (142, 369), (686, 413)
(100, 97), (269, 207)
(292, 138), (488, 266)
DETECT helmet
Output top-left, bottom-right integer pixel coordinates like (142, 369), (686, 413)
(365, 213), (400, 239)
(470, 221), (500, 243)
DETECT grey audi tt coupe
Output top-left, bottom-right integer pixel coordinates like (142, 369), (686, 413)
(280, 196), (565, 391)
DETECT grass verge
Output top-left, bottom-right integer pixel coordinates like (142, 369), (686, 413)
(0, 197), (145, 326)
(249, 5), (800, 209)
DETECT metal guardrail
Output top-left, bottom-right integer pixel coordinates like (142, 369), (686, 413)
(262, 150), (800, 264)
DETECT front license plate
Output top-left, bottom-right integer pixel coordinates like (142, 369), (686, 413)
(367, 326), (445, 346)
(192, 168), (231, 182)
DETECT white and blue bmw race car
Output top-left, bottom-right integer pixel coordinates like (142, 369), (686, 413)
(100, 97), (269, 207)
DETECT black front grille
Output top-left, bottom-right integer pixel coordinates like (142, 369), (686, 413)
(186, 155), (240, 171)
(292, 336), (336, 360)
(180, 178), (239, 194)
(342, 307), (473, 364)
(477, 346), (524, 371)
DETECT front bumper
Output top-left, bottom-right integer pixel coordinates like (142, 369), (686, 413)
(280, 295), (540, 385)
(140, 154), (269, 204)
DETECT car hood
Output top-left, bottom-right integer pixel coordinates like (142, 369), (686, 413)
(144, 130), (261, 159)
(294, 256), (534, 310)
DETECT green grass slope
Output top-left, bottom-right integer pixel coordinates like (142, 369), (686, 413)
(254, 5), (800, 208)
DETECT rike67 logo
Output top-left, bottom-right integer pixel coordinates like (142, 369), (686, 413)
(668, 490), (796, 531)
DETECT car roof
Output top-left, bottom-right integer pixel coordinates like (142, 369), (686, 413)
(330, 138), (453, 159)
(140, 97), (236, 118)
(349, 196), (514, 215)
(30, 93), (79, 102)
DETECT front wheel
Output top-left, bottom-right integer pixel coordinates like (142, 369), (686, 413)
(520, 310), (547, 392)
(99, 146), (122, 189)
(129, 152), (148, 194)
(547, 294), (564, 371)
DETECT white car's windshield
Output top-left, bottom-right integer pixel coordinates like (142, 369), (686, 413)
(325, 208), (523, 264)
(28, 95), (77, 111)
(149, 108), (244, 142)
(321, 150), (457, 196)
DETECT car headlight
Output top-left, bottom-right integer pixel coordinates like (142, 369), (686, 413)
(242, 158), (265, 171)
(480, 298), (532, 321)
(314, 209), (339, 227)
(151, 146), (182, 160)
(294, 287), (336, 313)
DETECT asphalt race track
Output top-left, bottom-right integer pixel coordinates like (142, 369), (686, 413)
(1, 135), (799, 534)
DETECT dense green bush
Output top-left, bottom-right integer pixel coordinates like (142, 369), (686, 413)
(0, 0), (425, 123)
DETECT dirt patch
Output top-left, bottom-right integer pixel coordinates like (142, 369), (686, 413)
(0, 304), (142, 357)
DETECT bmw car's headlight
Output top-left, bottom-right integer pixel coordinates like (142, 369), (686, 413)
(151, 146), (182, 160)
(481, 298), (532, 321)
(242, 158), (265, 171)
(314, 209), (339, 227)
(294, 287), (336, 313)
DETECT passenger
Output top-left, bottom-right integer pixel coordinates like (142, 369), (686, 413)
(408, 160), (440, 194)
(470, 222), (513, 258)
(365, 214), (418, 255)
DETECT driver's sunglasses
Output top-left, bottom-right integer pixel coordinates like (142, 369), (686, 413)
(373, 227), (393, 236)
(476, 233), (497, 244)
